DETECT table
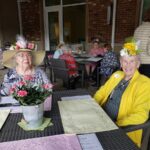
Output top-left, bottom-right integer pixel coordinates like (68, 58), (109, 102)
(0, 89), (140, 150)
(74, 54), (102, 65)
(74, 55), (102, 87)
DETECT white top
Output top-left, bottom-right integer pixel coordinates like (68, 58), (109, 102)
(53, 49), (63, 59)
(134, 22), (150, 64)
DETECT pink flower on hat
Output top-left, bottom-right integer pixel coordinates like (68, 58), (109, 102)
(27, 43), (35, 50)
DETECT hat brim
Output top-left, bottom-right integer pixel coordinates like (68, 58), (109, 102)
(2, 49), (45, 68)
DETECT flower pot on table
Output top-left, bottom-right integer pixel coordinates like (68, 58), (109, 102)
(22, 103), (44, 129)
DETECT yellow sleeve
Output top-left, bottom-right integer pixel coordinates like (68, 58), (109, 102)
(94, 74), (117, 105)
(117, 82), (150, 126)
(94, 85), (106, 105)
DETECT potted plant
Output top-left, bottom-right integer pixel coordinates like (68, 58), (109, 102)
(10, 75), (53, 129)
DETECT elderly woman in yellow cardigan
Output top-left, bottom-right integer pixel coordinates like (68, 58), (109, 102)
(94, 40), (150, 147)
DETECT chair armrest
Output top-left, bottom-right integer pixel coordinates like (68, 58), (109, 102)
(121, 120), (150, 132)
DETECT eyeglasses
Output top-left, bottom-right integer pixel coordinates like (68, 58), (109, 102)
(16, 53), (32, 58)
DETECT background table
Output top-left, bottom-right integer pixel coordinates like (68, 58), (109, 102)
(0, 89), (140, 150)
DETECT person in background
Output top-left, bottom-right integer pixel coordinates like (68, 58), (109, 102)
(134, 22), (150, 77)
(53, 42), (65, 59)
(85, 39), (105, 80)
(0, 35), (51, 96)
(94, 39), (150, 147)
(59, 48), (79, 89)
(99, 43), (120, 85)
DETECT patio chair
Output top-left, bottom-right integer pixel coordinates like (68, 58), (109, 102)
(121, 118), (150, 150)
(43, 51), (54, 71)
(49, 58), (84, 89)
(96, 65), (120, 87)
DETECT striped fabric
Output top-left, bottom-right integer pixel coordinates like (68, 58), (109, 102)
(134, 22), (150, 64)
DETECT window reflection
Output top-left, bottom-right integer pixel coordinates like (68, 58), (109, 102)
(63, 5), (85, 43)
(48, 12), (59, 51)
(142, 0), (150, 21)
(45, 0), (60, 6)
(63, 0), (85, 5)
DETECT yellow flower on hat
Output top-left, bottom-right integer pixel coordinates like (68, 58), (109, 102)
(120, 40), (142, 56)
(123, 43), (137, 55)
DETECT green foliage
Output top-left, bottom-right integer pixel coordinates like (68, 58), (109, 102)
(10, 77), (53, 106)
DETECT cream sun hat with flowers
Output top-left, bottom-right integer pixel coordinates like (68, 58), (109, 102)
(120, 37), (142, 56)
(2, 35), (45, 68)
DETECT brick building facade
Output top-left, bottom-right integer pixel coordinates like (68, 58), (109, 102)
(20, 0), (44, 48)
(87, 0), (141, 43)
(18, 0), (150, 48)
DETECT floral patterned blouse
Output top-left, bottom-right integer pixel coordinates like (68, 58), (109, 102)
(0, 67), (50, 96)
(100, 51), (120, 77)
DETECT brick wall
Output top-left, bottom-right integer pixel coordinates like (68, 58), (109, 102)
(87, 0), (112, 43)
(115, 0), (140, 43)
(87, 0), (140, 43)
(20, 0), (44, 44)
(0, 0), (19, 45)
(143, 8), (150, 21)
(20, 0), (143, 48)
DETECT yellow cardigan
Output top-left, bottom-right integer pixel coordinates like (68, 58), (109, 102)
(94, 70), (150, 147)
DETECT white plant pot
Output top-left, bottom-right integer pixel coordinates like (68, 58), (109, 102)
(22, 103), (44, 129)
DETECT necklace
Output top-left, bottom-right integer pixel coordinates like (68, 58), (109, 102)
(109, 78), (131, 99)
(119, 79), (130, 88)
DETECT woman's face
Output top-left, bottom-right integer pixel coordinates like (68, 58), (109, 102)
(93, 42), (99, 49)
(15, 51), (32, 67)
(120, 55), (140, 79)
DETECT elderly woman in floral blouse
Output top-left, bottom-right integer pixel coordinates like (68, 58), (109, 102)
(94, 40), (150, 147)
(99, 43), (120, 85)
(0, 35), (50, 96)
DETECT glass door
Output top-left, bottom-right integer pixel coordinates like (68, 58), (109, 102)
(44, 6), (63, 51)
(63, 5), (85, 44)
(44, 1), (86, 51)
(48, 11), (59, 51)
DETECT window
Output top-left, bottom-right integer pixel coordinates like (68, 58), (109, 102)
(45, 0), (60, 6)
(63, 5), (85, 43)
(44, 0), (86, 50)
(142, 0), (150, 21)
(63, 0), (85, 5)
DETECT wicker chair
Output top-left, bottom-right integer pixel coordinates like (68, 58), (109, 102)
(122, 119), (150, 150)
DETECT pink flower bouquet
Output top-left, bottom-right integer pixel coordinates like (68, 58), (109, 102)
(10, 75), (53, 106)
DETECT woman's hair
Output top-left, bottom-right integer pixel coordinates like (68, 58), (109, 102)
(104, 43), (112, 50)
(91, 37), (100, 44)
(92, 41), (99, 45)
(57, 42), (65, 49)
(136, 55), (141, 65)
(120, 55), (141, 68)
